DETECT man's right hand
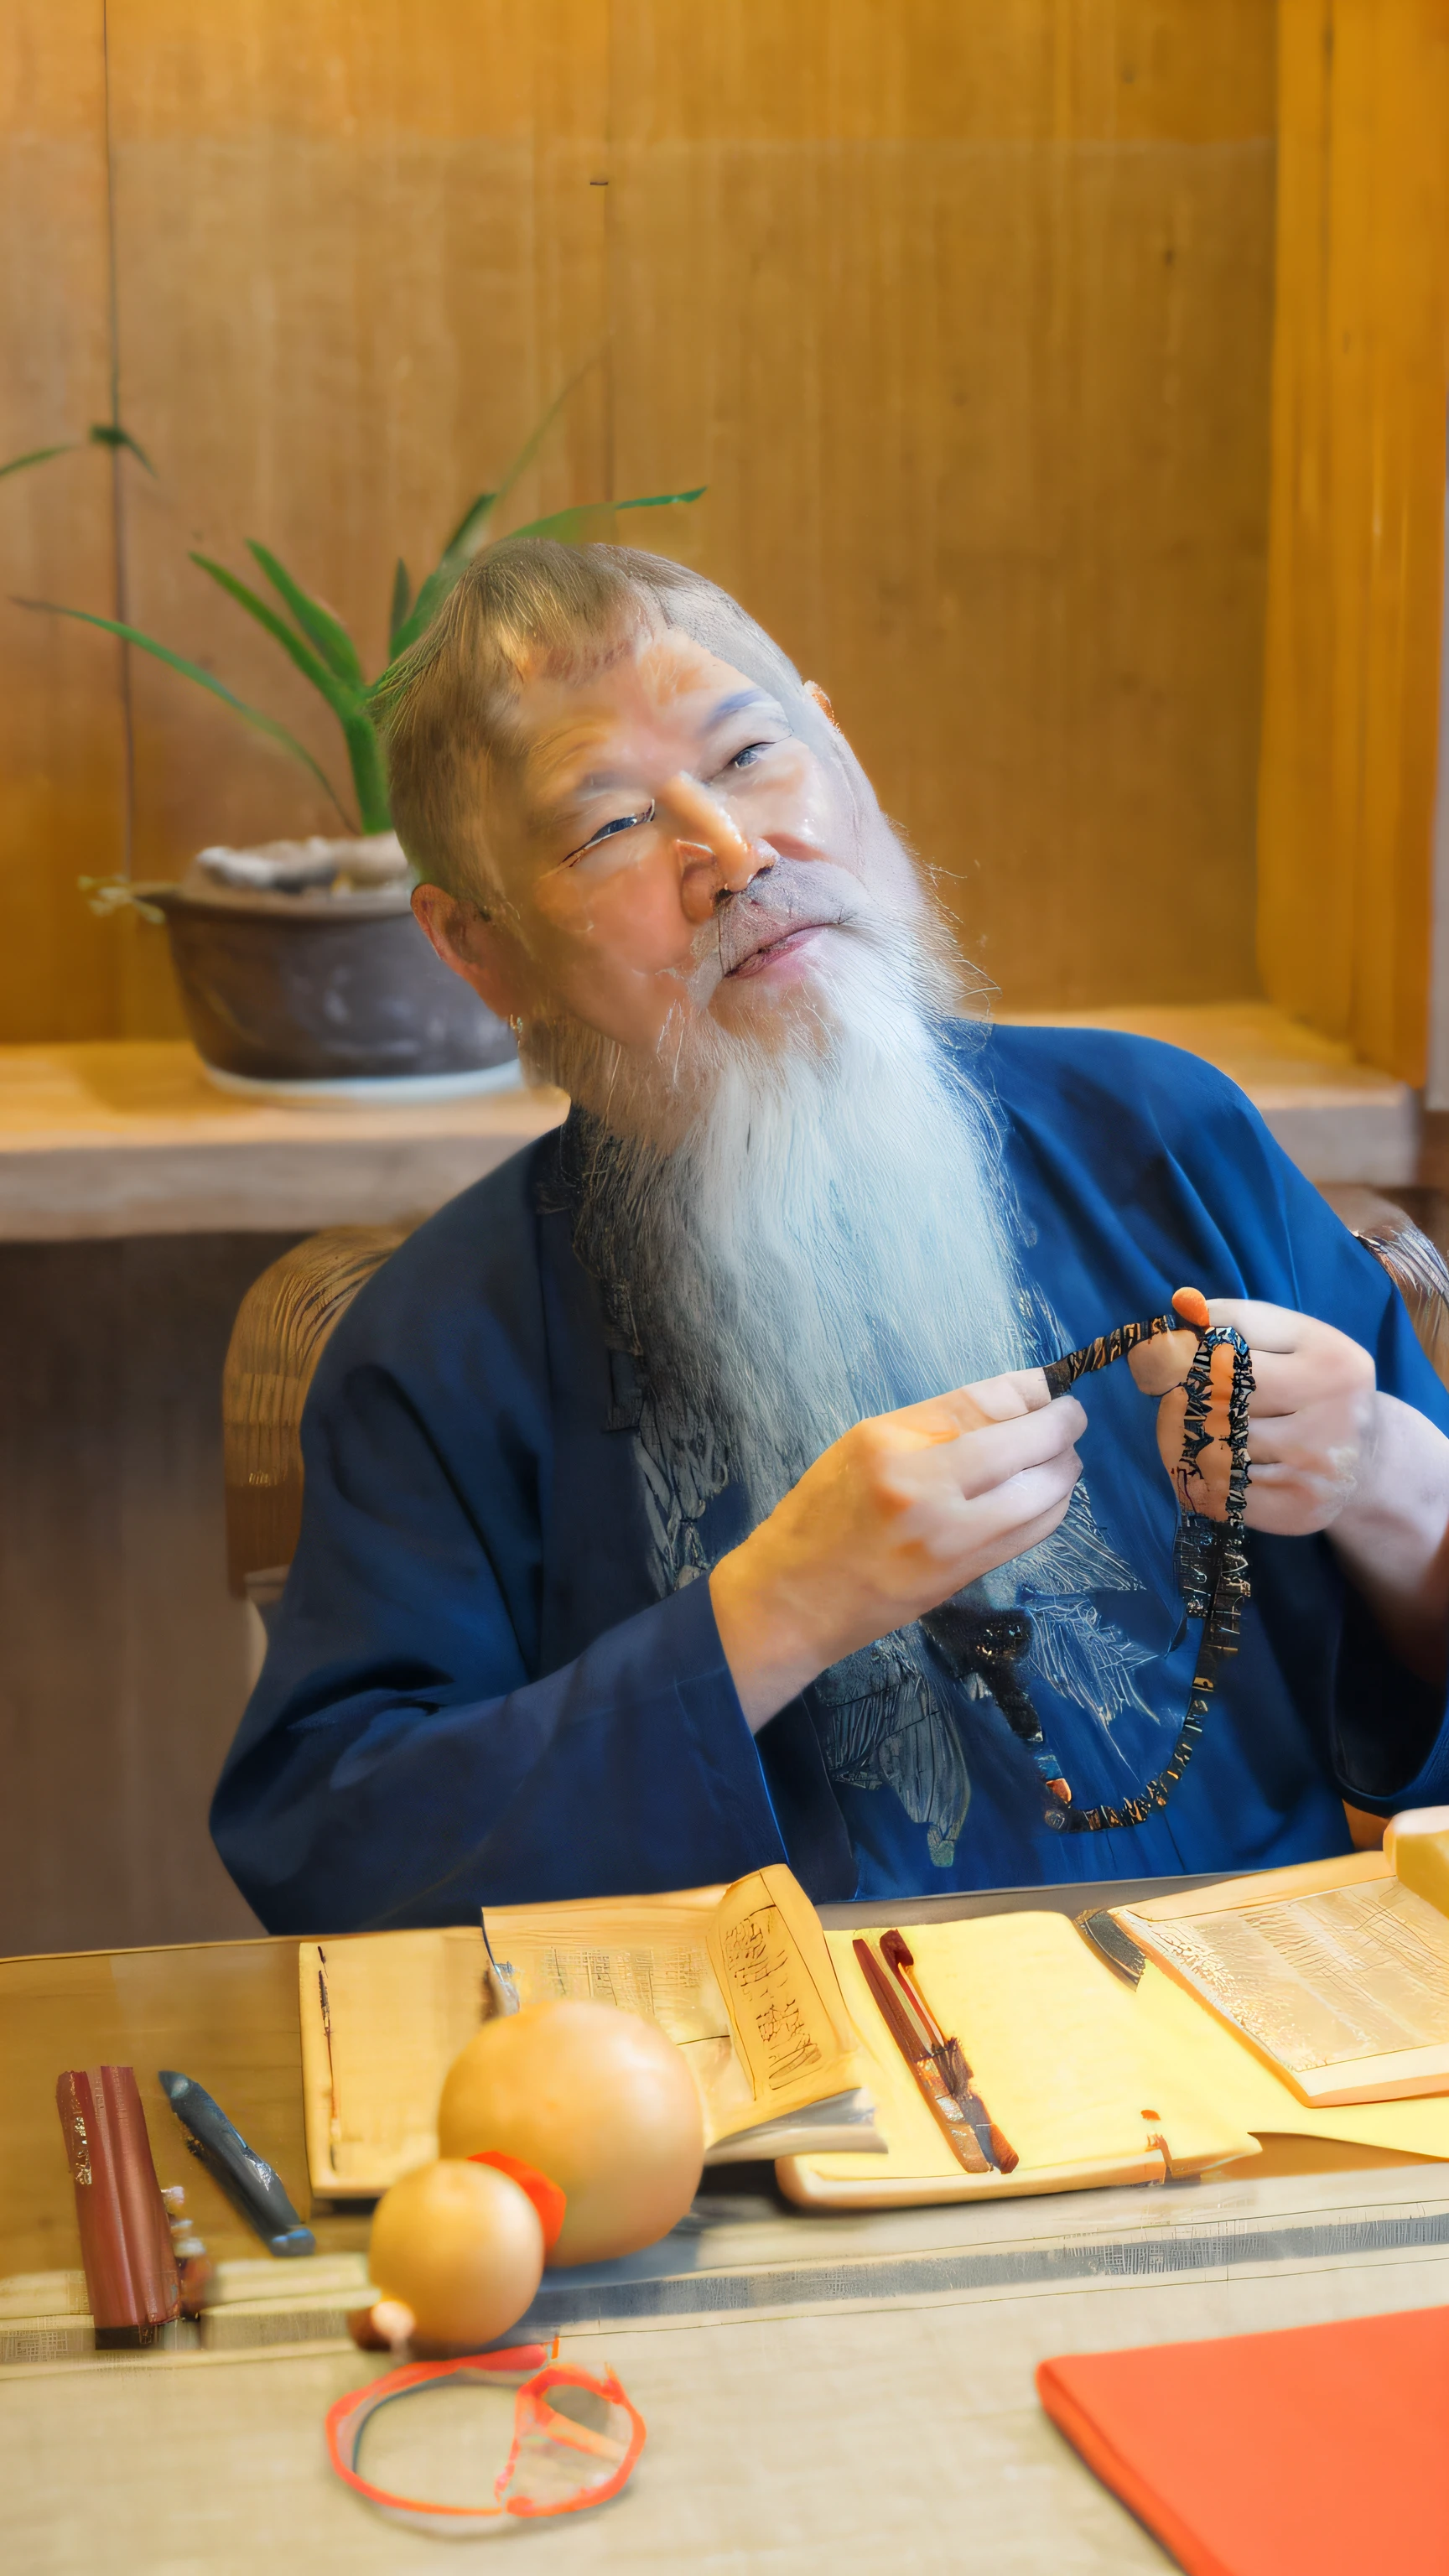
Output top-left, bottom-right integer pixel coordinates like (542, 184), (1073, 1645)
(708, 1372), (1085, 1732)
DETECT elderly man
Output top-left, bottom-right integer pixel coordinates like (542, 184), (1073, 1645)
(212, 540), (1449, 1932)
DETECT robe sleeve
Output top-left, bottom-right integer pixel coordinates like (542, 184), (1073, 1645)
(210, 1342), (786, 1935)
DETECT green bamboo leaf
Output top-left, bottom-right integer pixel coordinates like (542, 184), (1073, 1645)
(388, 557), (412, 649)
(438, 489), (499, 561)
(0, 444), (75, 480)
(371, 483), (706, 688)
(508, 486), (707, 544)
(15, 596), (352, 823)
(487, 358), (599, 522)
(246, 541), (364, 688)
(191, 553), (360, 718)
(384, 524), (491, 662)
(382, 563), (456, 664)
(499, 505), (599, 547)
(423, 359), (595, 580)
(382, 364), (612, 666)
(342, 709), (392, 834)
(380, 483), (497, 660)
(409, 382), (578, 604)
(423, 358), (598, 589)
(87, 422), (156, 474)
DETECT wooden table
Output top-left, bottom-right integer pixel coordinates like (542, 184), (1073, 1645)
(0, 1935), (360, 2279)
(3, 1874), (1433, 2281)
(4, 1889), (1446, 2569)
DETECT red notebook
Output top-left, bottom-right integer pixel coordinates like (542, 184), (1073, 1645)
(1037, 2306), (1449, 2576)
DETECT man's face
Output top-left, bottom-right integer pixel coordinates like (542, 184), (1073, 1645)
(414, 625), (923, 1054)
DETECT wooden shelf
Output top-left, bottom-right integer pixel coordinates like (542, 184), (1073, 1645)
(0, 1010), (1416, 1241)
(999, 1002), (1419, 1188)
(0, 1043), (566, 1239)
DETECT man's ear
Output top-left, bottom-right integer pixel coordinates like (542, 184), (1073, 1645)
(803, 679), (839, 730)
(412, 882), (529, 1025)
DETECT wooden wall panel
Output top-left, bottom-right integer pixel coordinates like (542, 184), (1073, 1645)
(0, 1234), (303, 1955)
(1257, 1), (1449, 1085)
(607, 1), (1278, 1009)
(0, 0), (1277, 1037)
(0, 2), (132, 1042)
(106, 0), (609, 1038)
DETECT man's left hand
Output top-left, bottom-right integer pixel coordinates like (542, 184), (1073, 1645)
(1128, 1297), (1375, 1535)
(1130, 1296), (1449, 1684)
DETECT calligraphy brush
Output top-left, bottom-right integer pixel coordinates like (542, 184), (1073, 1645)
(880, 1930), (1019, 2174)
(851, 1938), (993, 2175)
(316, 1946), (343, 2156)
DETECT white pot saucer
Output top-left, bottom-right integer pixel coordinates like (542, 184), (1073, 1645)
(200, 1057), (524, 1107)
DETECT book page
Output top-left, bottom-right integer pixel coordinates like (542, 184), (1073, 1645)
(792, 1906), (1449, 2208)
(704, 1867), (862, 2127)
(808, 1913), (1255, 2190)
(485, 1887), (752, 2145)
(299, 1929), (488, 2194)
(1126, 1954), (1449, 2156)
(486, 1877), (860, 2144)
(483, 1887), (732, 2045)
(1119, 1877), (1449, 2075)
(1124, 1849), (1389, 1920)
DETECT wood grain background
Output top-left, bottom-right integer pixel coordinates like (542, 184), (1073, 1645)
(0, 1234), (291, 1955)
(3, 0), (1279, 1041)
(1257, 0), (1449, 1088)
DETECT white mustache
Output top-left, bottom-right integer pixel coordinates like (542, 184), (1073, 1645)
(698, 858), (874, 979)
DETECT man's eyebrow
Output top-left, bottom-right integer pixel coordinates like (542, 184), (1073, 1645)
(707, 688), (781, 724)
(522, 724), (622, 805)
(529, 762), (635, 828)
(523, 689), (787, 831)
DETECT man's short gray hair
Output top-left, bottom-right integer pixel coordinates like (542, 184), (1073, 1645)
(374, 538), (843, 902)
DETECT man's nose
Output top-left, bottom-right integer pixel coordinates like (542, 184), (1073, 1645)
(662, 775), (771, 922)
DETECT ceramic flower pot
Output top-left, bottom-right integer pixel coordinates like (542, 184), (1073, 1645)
(143, 836), (517, 1103)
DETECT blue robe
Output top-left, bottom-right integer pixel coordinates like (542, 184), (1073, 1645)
(211, 1029), (1449, 1932)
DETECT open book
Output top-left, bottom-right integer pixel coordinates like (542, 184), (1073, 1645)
(299, 1928), (489, 2198)
(299, 1831), (1449, 2213)
(781, 1910), (1263, 2208)
(481, 1865), (876, 2163)
(1095, 1816), (1449, 2107)
(781, 1827), (1449, 2210)
(299, 1866), (876, 2200)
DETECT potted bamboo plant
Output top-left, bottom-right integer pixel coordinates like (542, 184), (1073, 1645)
(23, 410), (700, 1100)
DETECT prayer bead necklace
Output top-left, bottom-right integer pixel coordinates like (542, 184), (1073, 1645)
(953, 1288), (1254, 1835)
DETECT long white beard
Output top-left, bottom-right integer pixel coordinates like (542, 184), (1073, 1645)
(543, 912), (1152, 1868)
(555, 922), (1036, 1527)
